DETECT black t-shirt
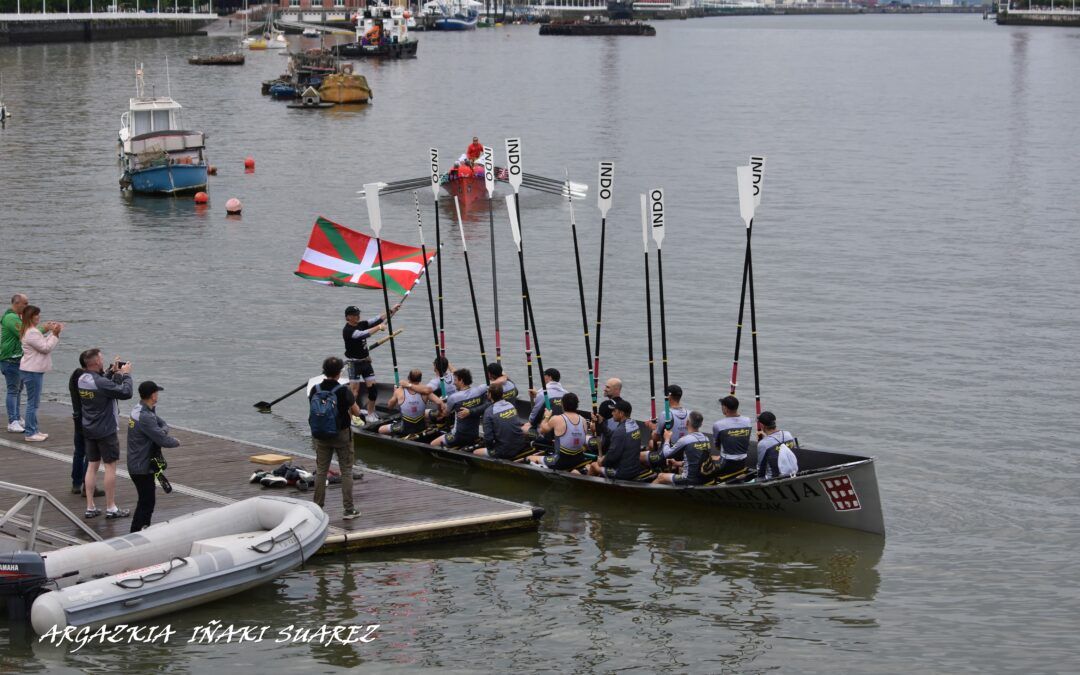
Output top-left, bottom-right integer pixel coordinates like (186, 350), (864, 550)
(309, 380), (357, 431)
(69, 368), (85, 421)
(342, 318), (384, 359)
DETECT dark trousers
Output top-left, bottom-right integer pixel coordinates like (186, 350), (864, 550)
(72, 424), (88, 487)
(130, 473), (156, 533)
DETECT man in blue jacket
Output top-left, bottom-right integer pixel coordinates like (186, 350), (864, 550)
(77, 348), (133, 519)
(127, 381), (179, 532)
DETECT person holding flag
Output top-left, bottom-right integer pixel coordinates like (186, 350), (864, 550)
(343, 304), (399, 421)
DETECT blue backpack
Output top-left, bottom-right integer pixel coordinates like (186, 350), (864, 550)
(309, 383), (345, 440)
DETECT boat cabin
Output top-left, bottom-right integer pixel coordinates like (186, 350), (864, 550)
(359, 7), (410, 44)
(120, 96), (184, 149)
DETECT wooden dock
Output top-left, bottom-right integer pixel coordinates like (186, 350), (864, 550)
(0, 402), (541, 554)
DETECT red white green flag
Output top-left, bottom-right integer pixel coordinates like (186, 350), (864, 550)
(295, 216), (436, 295)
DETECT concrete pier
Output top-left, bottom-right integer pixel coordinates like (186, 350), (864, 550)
(0, 12), (216, 44)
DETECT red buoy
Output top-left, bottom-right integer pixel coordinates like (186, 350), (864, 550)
(225, 198), (242, 215)
(194, 191), (209, 204)
(244, 156), (255, 170)
(207, 165), (218, 176)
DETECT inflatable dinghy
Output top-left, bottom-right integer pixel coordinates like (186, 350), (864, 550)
(0, 495), (329, 633)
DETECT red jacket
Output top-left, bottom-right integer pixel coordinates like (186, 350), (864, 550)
(466, 142), (483, 161)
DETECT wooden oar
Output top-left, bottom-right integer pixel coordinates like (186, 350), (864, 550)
(455, 195), (489, 382)
(565, 169), (597, 416)
(364, 182), (402, 389)
(593, 161), (613, 410)
(640, 193), (657, 425)
(730, 164), (756, 397)
(252, 331), (402, 413)
(414, 192), (440, 358)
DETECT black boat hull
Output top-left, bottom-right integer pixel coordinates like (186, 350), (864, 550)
(333, 40), (419, 59)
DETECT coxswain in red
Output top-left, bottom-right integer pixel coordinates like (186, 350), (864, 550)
(466, 137), (483, 162)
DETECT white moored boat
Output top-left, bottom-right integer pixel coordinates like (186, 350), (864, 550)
(0, 496), (329, 633)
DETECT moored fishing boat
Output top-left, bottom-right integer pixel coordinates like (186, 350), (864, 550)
(423, 0), (480, 30)
(333, 6), (419, 59)
(188, 51), (246, 66)
(117, 66), (208, 195)
(318, 69), (372, 104)
(348, 384), (884, 536)
(0, 496), (329, 633)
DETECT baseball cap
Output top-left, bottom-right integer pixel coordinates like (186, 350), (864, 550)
(138, 381), (164, 399)
(345, 306), (360, 316)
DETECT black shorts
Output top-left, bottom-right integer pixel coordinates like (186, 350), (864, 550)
(672, 474), (704, 487)
(715, 457), (749, 482)
(444, 430), (478, 448)
(391, 418), (427, 437)
(85, 434), (121, 464)
(542, 451), (590, 472)
(646, 449), (666, 472)
(347, 358), (375, 383)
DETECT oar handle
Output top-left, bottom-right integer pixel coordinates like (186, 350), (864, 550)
(370, 328), (403, 349)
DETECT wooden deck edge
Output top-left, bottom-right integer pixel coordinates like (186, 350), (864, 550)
(316, 508), (542, 554)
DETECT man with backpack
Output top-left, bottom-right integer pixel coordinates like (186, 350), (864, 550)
(309, 357), (362, 520)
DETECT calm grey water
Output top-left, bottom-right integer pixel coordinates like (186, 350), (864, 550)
(2, 15), (1080, 672)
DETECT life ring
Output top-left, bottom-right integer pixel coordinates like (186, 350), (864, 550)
(342, 63), (354, 75)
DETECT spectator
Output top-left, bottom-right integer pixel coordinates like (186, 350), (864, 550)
(127, 381), (179, 533)
(1, 293), (28, 432)
(78, 348), (134, 519)
(18, 305), (61, 442)
(309, 357), (361, 520)
(69, 351), (103, 497)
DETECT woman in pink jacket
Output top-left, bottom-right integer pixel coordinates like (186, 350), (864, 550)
(19, 305), (62, 442)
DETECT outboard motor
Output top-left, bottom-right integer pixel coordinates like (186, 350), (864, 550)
(0, 551), (48, 621)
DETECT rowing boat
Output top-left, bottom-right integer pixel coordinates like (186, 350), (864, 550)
(343, 383), (884, 536)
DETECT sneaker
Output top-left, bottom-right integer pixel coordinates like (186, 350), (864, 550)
(342, 507), (361, 520)
(85, 507), (101, 519)
(72, 485), (82, 494)
(105, 507), (130, 519)
(24, 433), (48, 442)
(6, 420), (24, 433)
(260, 475), (287, 488)
(249, 470), (268, 484)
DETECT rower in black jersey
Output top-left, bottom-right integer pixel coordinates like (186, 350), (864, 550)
(343, 304), (399, 420)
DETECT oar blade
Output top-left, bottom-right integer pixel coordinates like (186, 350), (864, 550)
(649, 188), (665, 249)
(505, 137), (523, 193)
(750, 155), (766, 208)
(598, 161), (614, 218)
(737, 165), (755, 227)
(483, 145), (495, 198)
(430, 147), (441, 199)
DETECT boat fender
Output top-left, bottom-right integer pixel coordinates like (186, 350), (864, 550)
(342, 63), (354, 75)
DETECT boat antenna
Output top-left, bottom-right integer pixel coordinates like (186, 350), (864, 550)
(135, 63), (145, 98)
(165, 55), (172, 98)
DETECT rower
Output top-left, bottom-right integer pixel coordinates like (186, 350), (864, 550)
(466, 136), (484, 162)
(343, 304), (399, 420)
(430, 368), (488, 449)
(642, 384), (689, 467)
(709, 395), (753, 482)
(592, 377), (625, 451)
(485, 362), (519, 402)
(527, 392), (590, 473)
(652, 411), (711, 486)
(377, 369), (437, 437)
(473, 383), (528, 459)
(587, 400), (645, 480)
(525, 368), (567, 432)
(755, 411), (799, 481)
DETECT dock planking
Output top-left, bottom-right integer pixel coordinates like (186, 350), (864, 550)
(0, 402), (541, 553)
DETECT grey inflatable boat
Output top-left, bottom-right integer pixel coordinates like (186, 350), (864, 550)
(0, 495), (329, 634)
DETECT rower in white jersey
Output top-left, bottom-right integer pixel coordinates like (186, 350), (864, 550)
(409, 356), (456, 428)
(378, 369), (441, 437)
(527, 392), (591, 472)
(642, 384), (690, 471)
(705, 395), (753, 482)
(754, 411), (799, 481)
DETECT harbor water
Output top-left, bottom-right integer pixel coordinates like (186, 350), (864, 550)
(1, 15), (1079, 672)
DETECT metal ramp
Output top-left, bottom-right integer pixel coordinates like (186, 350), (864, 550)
(0, 481), (103, 552)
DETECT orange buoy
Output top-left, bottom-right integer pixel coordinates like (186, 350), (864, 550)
(194, 191), (209, 204)
(244, 156), (255, 170)
(225, 198), (242, 214)
(207, 165), (218, 176)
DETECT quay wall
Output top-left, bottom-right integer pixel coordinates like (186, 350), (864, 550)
(0, 16), (214, 44)
(996, 9), (1080, 26)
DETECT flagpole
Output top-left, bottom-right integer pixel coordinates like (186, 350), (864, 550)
(414, 192), (440, 358)
(483, 146), (501, 363)
(505, 137), (533, 392)
(430, 148), (447, 358)
(593, 161), (614, 411)
(455, 196), (489, 383)
(364, 183), (400, 388)
(507, 194), (548, 411)
(649, 188), (670, 425)
(565, 170), (596, 417)
(640, 194), (657, 425)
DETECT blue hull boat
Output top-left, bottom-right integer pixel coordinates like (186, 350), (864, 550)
(128, 163), (208, 195)
(434, 12), (478, 30)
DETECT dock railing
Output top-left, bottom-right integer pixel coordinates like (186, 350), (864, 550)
(0, 481), (103, 551)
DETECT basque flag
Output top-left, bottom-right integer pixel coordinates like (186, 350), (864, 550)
(295, 216), (435, 296)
